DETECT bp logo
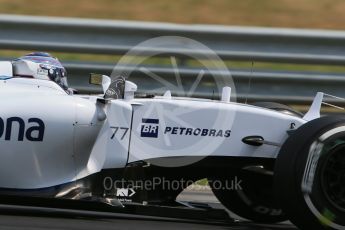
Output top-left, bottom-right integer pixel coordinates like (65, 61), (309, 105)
(141, 118), (159, 138)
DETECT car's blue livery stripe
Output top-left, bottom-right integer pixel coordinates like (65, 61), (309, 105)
(142, 118), (159, 124)
(0, 76), (12, 80)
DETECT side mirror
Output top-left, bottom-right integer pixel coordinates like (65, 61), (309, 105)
(124, 80), (137, 100)
(89, 73), (111, 94)
(0, 61), (13, 77)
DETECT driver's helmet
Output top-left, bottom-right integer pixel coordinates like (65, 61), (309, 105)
(12, 52), (69, 90)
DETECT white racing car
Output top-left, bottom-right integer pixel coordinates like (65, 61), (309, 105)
(0, 53), (344, 230)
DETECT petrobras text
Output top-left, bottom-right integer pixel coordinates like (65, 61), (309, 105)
(164, 126), (231, 138)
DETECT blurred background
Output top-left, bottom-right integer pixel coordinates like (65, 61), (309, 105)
(1, 0), (345, 112)
(0, 0), (344, 28)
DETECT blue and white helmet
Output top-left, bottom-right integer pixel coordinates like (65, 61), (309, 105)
(12, 52), (69, 90)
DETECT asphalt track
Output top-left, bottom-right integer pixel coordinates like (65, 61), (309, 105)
(0, 214), (297, 230)
(0, 190), (299, 230)
(0, 215), (295, 230)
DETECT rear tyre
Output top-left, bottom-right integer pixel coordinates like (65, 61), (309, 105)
(207, 102), (296, 223)
(209, 170), (287, 223)
(275, 116), (345, 230)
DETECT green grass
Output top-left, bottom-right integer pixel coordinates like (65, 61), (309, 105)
(195, 178), (209, 186)
(1, 0), (345, 29)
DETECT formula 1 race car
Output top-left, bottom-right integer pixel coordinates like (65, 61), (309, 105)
(0, 56), (344, 230)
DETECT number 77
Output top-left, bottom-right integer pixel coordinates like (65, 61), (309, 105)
(110, 127), (129, 140)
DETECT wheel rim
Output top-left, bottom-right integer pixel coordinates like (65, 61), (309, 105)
(321, 144), (345, 212)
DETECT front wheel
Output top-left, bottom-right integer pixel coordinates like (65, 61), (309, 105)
(275, 116), (345, 230)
